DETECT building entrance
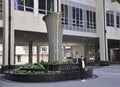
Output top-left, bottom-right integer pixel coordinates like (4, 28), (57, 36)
(109, 49), (120, 63)
(108, 40), (120, 63)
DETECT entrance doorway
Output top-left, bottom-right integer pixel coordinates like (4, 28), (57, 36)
(108, 40), (120, 63)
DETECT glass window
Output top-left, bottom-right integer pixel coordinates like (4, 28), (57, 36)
(25, 0), (33, 7)
(38, 0), (54, 14)
(111, 14), (114, 27)
(76, 8), (79, 26)
(61, 4), (64, 24)
(61, 3), (96, 32)
(25, 0), (34, 12)
(14, 0), (24, 11)
(106, 13), (110, 26)
(86, 10), (89, 28)
(14, 0), (34, 12)
(47, 0), (54, 13)
(80, 9), (83, 20)
(0, 0), (2, 19)
(18, 0), (24, 5)
(116, 12), (120, 28)
(72, 7), (76, 26)
(40, 46), (48, 54)
(61, 4), (68, 25)
(90, 11), (92, 22)
(93, 12), (96, 29)
(39, 0), (46, 10)
(65, 5), (68, 24)
(86, 10), (96, 29)
(106, 11), (114, 27)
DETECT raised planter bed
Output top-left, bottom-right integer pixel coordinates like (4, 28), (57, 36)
(4, 68), (93, 82)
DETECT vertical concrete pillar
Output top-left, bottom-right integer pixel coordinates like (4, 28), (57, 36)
(10, 0), (15, 65)
(96, 0), (109, 66)
(34, 0), (38, 17)
(3, 0), (9, 65)
(3, 0), (15, 65)
(43, 12), (63, 63)
(37, 45), (40, 63)
(54, 0), (61, 12)
(29, 41), (33, 63)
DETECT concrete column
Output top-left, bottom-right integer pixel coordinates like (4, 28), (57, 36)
(96, 0), (109, 66)
(3, 0), (15, 65)
(34, 0), (38, 17)
(37, 45), (40, 63)
(29, 41), (33, 63)
(3, 0), (9, 65)
(54, 0), (61, 12)
(10, 0), (15, 65)
(43, 12), (63, 63)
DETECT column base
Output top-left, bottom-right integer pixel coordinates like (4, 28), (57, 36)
(99, 61), (109, 66)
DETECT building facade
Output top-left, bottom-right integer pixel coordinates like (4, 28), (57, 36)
(0, 0), (120, 65)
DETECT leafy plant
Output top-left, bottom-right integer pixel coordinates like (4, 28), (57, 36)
(12, 68), (27, 74)
(34, 63), (45, 69)
(52, 60), (59, 64)
(22, 63), (45, 70)
(11, 68), (61, 75)
(112, 0), (120, 3)
(63, 59), (74, 64)
(40, 60), (48, 64)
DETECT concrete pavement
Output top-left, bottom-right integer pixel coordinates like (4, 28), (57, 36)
(0, 64), (120, 87)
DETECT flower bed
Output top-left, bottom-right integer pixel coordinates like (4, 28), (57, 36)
(4, 63), (93, 82)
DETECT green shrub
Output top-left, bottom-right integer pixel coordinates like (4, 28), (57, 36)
(63, 59), (74, 64)
(40, 60), (48, 64)
(12, 68), (27, 74)
(11, 63), (61, 75)
(52, 60), (59, 64)
(22, 63), (45, 69)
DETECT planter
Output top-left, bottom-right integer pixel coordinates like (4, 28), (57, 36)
(4, 68), (93, 82)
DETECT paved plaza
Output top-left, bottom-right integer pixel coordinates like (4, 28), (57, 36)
(0, 65), (120, 87)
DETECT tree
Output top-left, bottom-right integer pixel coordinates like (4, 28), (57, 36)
(112, 0), (120, 3)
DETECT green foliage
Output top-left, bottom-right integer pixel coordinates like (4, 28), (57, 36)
(63, 59), (74, 64)
(112, 0), (120, 3)
(12, 68), (27, 74)
(11, 63), (61, 75)
(52, 60), (59, 64)
(22, 63), (45, 69)
(12, 68), (61, 75)
(40, 60), (48, 64)
(34, 63), (45, 69)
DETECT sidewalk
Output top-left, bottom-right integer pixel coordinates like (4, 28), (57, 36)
(0, 64), (120, 87)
